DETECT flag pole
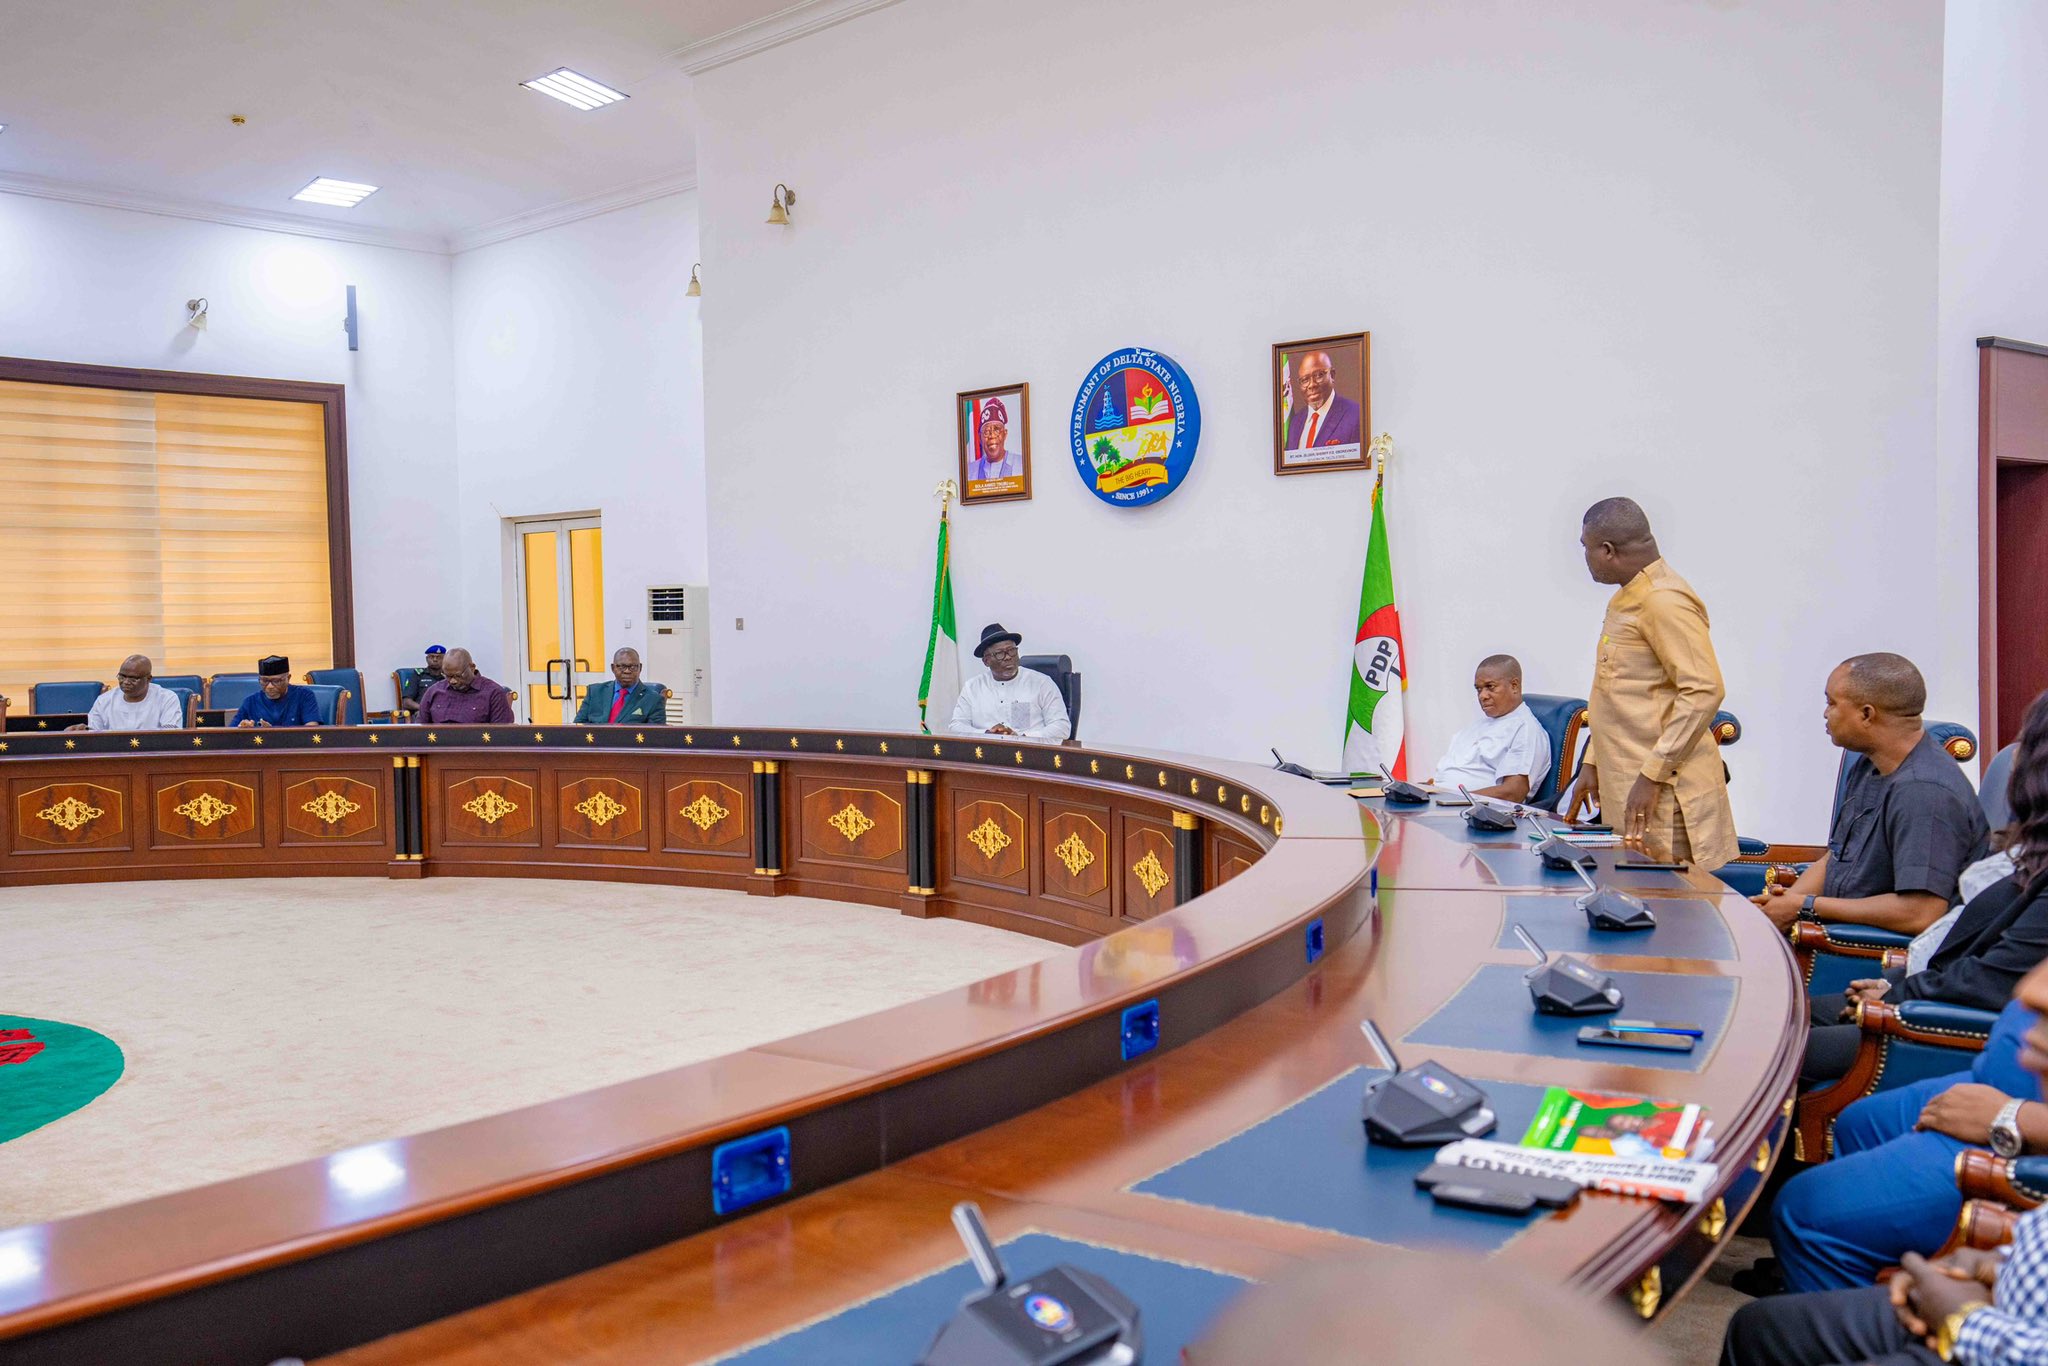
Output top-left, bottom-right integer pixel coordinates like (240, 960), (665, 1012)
(919, 480), (963, 733)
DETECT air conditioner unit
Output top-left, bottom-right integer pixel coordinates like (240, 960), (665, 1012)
(644, 585), (712, 725)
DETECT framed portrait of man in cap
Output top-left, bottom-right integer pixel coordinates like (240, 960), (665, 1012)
(956, 382), (1032, 505)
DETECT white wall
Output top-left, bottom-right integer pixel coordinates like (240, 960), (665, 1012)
(0, 193), (455, 698)
(1935, 0), (2048, 740)
(450, 192), (706, 695)
(692, 0), (1944, 840)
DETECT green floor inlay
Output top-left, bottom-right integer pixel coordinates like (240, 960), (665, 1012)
(1, 1014), (124, 1145)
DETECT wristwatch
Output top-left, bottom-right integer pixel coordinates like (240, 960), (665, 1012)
(1798, 895), (1819, 922)
(1992, 1099), (2027, 1158)
(1936, 1301), (1989, 1361)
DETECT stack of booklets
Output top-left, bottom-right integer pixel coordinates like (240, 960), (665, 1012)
(1433, 1087), (1720, 1205)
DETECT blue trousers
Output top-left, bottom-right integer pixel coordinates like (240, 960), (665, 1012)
(1772, 1075), (1967, 1293)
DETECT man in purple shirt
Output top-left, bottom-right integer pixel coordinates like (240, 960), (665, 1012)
(413, 648), (513, 725)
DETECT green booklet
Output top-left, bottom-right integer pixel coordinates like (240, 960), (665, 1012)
(1520, 1086), (1706, 1161)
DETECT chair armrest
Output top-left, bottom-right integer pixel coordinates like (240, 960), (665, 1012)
(1958, 1150), (2048, 1210)
(1795, 1001), (1996, 1162)
(1736, 836), (1770, 857)
(1790, 922), (1912, 984)
(1956, 1199), (2023, 1253)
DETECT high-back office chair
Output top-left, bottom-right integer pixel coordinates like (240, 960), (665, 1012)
(153, 674), (204, 697)
(306, 668), (367, 725)
(206, 674), (261, 713)
(1021, 654), (1082, 740)
(302, 684), (352, 726)
(1520, 694), (1589, 809)
(162, 684), (200, 727)
(30, 681), (105, 714)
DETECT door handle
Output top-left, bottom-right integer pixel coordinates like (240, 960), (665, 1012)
(546, 658), (571, 700)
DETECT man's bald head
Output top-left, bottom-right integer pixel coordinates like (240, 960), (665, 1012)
(1579, 497), (1660, 586)
(1473, 654), (1524, 718)
(1476, 654), (1521, 683)
(1835, 653), (1926, 717)
(442, 648), (476, 687)
(116, 654), (153, 700)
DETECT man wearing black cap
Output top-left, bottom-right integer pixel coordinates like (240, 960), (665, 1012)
(233, 656), (321, 728)
(948, 623), (1070, 741)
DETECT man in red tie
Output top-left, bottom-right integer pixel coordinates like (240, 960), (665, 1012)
(575, 647), (667, 725)
(1284, 350), (1363, 451)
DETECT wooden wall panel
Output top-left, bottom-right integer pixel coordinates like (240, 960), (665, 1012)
(1039, 802), (1112, 925)
(1209, 829), (1259, 888)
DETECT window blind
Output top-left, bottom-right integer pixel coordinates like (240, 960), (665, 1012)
(0, 378), (335, 709)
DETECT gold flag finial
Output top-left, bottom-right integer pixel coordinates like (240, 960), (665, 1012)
(934, 477), (958, 510)
(1368, 432), (1393, 487)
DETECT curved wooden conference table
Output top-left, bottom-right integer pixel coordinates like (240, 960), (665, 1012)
(0, 725), (1800, 1364)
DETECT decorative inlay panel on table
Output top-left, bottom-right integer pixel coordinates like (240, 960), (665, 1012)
(1040, 804), (1111, 915)
(441, 773), (540, 846)
(557, 775), (647, 848)
(152, 776), (259, 845)
(12, 781), (128, 852)
(1122, 822), (1178, 919)
(797, 781), (904, 867)
(281, 775), (383, 844)
(663, 777), (750, 855)
(949, 793), (1027, 890)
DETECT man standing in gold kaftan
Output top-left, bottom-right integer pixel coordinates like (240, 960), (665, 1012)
(1567, 497), (1738, 868)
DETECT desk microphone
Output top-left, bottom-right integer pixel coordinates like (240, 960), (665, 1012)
(1383, 779), (1433, 805)
(1357, 1019), (1496, 1146)
(917, 1203), (1142, 1366)
(1513, 923), (1623, 1016)
(1566, 853), (1657, 932)
(1270, 748), (1315, 780)
(1460, 786), (1520, 833)
(1522, 812), (1595, 870)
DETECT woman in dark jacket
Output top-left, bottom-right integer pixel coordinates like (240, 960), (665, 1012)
(1803, 687), (2048, 1085)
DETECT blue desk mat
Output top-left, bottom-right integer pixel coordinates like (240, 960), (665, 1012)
(1468, 845), (1696, 892)
(1131, 1069), (1553, 1254)
(1404, 964), (1737, 1072)
(714, 1233), (1245, 1364)
(1496, 896), (1734, 962)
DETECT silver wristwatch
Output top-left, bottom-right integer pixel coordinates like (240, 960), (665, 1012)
(1991, 1099), (2026, 1159)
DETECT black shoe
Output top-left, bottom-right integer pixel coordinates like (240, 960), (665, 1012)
(1730, 1258), (1786, 1298)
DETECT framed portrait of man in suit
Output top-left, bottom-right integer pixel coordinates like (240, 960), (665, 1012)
(957, 382), (1033, 505)
(1273, 332), (1370, 475)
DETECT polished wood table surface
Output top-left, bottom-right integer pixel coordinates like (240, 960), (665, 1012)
(0, 730), (1798, 1364)
(316, 800), (1800, 1364)
(0, 727), (1370, 1365)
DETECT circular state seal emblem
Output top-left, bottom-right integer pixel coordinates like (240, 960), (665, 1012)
(1070, 348), (1201, 507)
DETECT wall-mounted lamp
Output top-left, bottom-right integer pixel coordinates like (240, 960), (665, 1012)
(185, 298), (209, 330)
(686, 263), (702, 297)
(766, 184), (795, 226)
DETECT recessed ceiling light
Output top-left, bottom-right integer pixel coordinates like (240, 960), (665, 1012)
(292, 177), (380, 208)
(522, 68), (628, 111)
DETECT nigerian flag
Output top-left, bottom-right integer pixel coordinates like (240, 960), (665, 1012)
(1341, 454), (1407, 778)
(919, 502), (962, 733)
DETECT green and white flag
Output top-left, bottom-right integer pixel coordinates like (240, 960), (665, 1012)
(919, 501), (962, 733)
(1341, 442), (1407, 778)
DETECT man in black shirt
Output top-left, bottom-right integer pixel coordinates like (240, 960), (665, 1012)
(1760, 653), (1987, 938)
(1760, 653), (1990, 1086)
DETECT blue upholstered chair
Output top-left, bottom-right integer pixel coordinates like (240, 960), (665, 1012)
(1021, 654), (1082, 741)
(306, 668), (367, 725)
(206, 674), (261, 713)
(392, 668), (422, 716)
(1520, 694), (1590, 809)
(162, 684), (199, 726)
(30, 681), (105, 714)
(1795, 999), (2000, 1162)
(153, 674), (204, 696)
(303, 683), (351, 726)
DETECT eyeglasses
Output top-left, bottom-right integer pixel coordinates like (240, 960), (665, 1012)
(984, 647), (1019, 660)
(116, 672), (149, 682)
(1298, 369), (1334, 384)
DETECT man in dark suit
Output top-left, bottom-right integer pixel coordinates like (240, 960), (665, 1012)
(576, 647), (667, 725)
(1284, 350), (1362, 451)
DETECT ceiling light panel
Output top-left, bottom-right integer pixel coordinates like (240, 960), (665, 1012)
(522, 68), (628, 111)
(292, 177), (380, 208)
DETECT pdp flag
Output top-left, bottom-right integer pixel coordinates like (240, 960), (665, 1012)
(919, 499), (962, 733)
(1341, 446), (1406, 777)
